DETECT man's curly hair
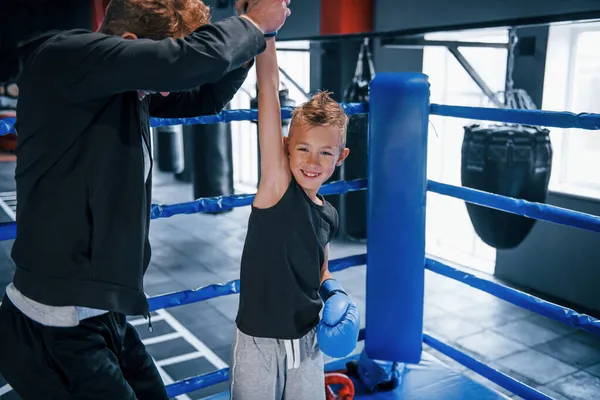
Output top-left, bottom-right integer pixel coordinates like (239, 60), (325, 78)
(99, 0), (211, 40)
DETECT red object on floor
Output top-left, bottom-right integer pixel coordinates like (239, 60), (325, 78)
(325, 372), (355, 400)
(320, 0), (373, 36)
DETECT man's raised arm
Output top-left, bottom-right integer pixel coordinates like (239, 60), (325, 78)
(44, 0), (289, 101)
(148, 61), (253, 119)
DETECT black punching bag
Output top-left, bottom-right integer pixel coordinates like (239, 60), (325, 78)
(251, 87), (295, 184)
(341, 39), (374, 241)
(175, 127), (194, 183)
(154, 125), (184, 173)
(190, 105), (234, 212)
(461, 124), (552, 249)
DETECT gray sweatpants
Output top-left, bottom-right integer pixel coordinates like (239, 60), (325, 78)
(230, 327), (325, 400)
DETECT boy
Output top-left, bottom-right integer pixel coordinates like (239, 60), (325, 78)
(0, 1), (290, 399)
(231, 35), (361, 399)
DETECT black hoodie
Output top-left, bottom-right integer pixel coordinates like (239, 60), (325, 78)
(10, 16), (266, 317)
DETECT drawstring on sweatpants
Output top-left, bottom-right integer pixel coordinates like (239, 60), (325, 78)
(284, 339), (301, 370)
(147, 313), (153, 333)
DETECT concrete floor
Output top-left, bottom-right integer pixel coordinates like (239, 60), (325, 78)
(0, 164), (599, 400)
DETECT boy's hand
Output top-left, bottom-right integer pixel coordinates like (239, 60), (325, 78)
(239, 0), (291, 34)
(317, 279), (360, 358)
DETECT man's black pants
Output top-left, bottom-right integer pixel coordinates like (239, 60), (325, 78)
(0, 296), (169, 399)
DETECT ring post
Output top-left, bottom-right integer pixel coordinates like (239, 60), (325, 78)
(366, 72), (430, 363)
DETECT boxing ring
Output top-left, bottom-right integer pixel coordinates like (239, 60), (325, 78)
(1, 72), (600, 399)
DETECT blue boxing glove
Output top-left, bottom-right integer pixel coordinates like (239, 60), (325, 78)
(317, 279), (360, 358)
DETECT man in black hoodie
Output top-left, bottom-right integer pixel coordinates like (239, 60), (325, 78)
(0, 0), (291, 398)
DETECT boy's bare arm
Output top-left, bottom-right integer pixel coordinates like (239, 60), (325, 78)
(253, 38), (291, 209)
(320, 244), (333, 284)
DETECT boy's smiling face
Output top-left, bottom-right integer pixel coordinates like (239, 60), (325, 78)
(285, 122), (349, 197)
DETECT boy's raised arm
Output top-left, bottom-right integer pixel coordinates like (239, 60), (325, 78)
(253, 38), (291, 208)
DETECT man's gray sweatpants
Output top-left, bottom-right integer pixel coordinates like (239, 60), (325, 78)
(230, 327), (325, 400)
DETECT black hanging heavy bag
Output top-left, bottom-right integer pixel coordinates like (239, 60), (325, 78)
(191, 119), (234, 201)
(155, 125), (184, 173)
(341, 39), (374, 241)
(461, 124), (552, 249)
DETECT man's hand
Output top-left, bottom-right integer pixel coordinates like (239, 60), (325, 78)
(238, 0), (291, 34)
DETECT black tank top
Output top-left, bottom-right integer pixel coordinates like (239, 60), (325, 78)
(235, 176), (338, 339)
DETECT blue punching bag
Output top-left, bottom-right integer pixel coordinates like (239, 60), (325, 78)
(461, 124), (552, 249)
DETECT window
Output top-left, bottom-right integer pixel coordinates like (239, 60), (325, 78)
(230, 41), (311, 192)
(275, 41), (312, 103)
(543, 21), (600, 200)
(422, 28), (509, 274)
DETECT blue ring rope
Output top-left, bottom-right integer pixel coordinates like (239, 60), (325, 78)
(4, 102), (600, 135)
(146, 252), (599, 335)
(0, 178), (366, 241)
(423, 333), (552, 400)
(166, 368), (230, 398)
(425, 258), (600, 336)
(430, 104), (600, 130)
(151, 178), (366, 218)
(0, 103), (368, 136)
(428, 180), (600, 234)
(0, 118), (15, 135)
(148, 253), (366, 311)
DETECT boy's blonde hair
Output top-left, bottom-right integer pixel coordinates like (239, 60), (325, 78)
(290, 91), (349, 147)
